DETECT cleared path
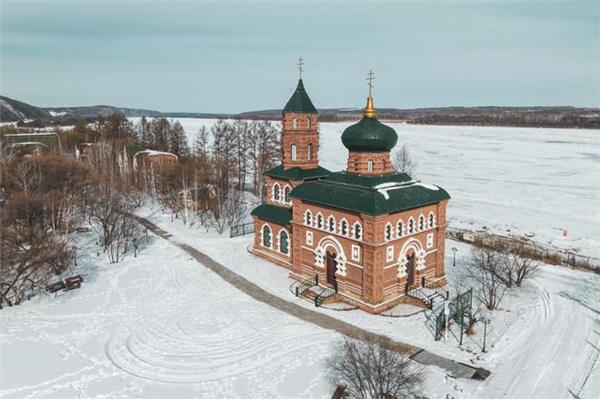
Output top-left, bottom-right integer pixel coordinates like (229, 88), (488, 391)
(134, 215), (488, 380)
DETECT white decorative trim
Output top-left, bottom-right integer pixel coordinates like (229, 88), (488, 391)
(315, 235), (347, 277)
(407, 217), (415, 234)
(304, 209), (313, 226)
(316, 212), (324, 229)
(396, 218), (404, 237)
(352, 222), (363, 240)
(386, 245), (394, 262)
(385, 222), (394, 242)
(272, 183), (281, 202)
(397, 237), (425, 277)
(260, 223), (273, 249)
(351, 244), (361, 262)
(306, 230), (313, 246)
(277, 228), (291, 255)
(338, 217), (349, 236)
(427, 232), (434, 249)
(327, 215), (336, 233)
(428, 211), (436, 228)
(418, 213), (426, 231)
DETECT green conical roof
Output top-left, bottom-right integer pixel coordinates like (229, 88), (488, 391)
(283, 79), (318, 114)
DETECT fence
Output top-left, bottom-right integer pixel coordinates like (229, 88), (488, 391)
(446, 227), (600, 274)
(229, 222), (255, 238)
(434, 287), (473, 340)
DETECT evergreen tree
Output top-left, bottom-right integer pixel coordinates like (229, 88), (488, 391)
(170, 121), (190, 157)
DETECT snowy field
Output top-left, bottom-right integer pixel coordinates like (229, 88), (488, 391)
(149, 118), (600, 259)
(1, 119), (599, 398)
(2, 202), (598, 398)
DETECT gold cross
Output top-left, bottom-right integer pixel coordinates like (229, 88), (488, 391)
(298, 57), (304, 78)
(367, 69), (375, 96)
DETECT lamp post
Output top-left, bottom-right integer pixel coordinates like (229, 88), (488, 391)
(451, 247), (458, 266)
(482, 318), (491, 353)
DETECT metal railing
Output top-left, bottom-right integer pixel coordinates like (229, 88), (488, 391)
(229, 222), (255, 238)
(315, 285), (337, 307)
(294, 274), (318, 297)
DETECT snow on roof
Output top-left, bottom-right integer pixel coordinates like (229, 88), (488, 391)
(374, 180), (439, 200)
(4, 132), (58, 137)
(133, 149), (178, 158)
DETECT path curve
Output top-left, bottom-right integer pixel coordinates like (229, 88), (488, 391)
(134, 215), (488, 380)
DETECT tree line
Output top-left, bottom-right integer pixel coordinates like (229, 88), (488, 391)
(0, 114), (281, 307)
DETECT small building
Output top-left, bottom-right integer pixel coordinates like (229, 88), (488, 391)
(121, 145), (178, 171)
(250, 73), (450, 314)
(1, 132), (62, 157)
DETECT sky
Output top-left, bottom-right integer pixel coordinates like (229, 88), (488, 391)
(1, 0), (599, 113)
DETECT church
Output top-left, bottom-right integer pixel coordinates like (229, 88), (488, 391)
(251, 68), (450, 314)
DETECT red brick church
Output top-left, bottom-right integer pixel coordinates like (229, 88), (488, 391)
(251, 68), (450, 313)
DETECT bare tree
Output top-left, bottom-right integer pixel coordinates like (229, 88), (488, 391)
(326, 338), (423, 399)
(88, 174), (139, 264)
(392, 144), (417, 176)
(500, 242), (542, 287)
(463, 247), (508, 310)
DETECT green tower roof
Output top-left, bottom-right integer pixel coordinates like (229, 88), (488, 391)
(341, 116), (398, 152)
(283, 79), (318, 114)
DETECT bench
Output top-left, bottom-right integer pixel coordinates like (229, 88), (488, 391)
(46, 281), (65, 293)
(65, 275), (83, 290)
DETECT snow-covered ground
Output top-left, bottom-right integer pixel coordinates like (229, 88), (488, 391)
(0, 231), (338, 398)
(1, 119), (599, 398)
(136, 206), (600, 398)
(143, 118), (600, 259)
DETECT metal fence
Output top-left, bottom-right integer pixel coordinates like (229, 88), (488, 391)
(434, 287), (472, 339)
(446, 227), (600, 274)
(229, 222), (255, 238)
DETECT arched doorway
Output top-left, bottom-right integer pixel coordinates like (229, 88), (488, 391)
(326, 251), (337, 286)
(406, 251), (416, 288)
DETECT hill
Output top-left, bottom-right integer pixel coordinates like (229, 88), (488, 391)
(1, 95), (598, 129)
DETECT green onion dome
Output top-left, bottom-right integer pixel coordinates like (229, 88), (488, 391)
(342, 97), (398, 152)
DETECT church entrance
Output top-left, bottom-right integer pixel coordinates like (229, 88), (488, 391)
(406, 252), (416, 288)
(326, 251), (337, 286)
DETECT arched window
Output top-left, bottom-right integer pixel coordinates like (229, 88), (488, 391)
(353, 223), (362, 240)
(419, 215), (425, 230)
(428, 212), (435, 228)
(340, 220), (348, 236)
(385, 223), (393, 241)
(317, 213), (324, 229)
(279, 230), (289, 255)
(292, 118), (297, 129)
(397, 220), (404, 237)
(291, 144), (297, 161)
(307, 143), (312, 161)
(304, 210), (313, 226)
(328, 216), (336, 232)
(367, 160), (374, 172)
(408, 218), (415, 234)
(273, 184), (280, 201)
(262, 225), (272, 248)
(306, 118), (311, 129)
(284, 186), (291, 203)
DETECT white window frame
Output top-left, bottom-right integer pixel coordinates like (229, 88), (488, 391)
(291, 144), (297, 161)
(427, 233), (434, 249)
(386, 245), (394, 262)
(306, 117), (311, 129)
(353, 222), (362, 240)
(327, 215), (336, 232)
(408, 217), (415, 234)
(367, 159), (373, 172)
(418, 214), (425, 231)
(307, 143), (312, 161)
(385, 222), (394, 241)
(278, 229), (290, 255)
(397, 219), (404, 237)
(304, 210), (313, 226)
(272, 183), (281, 202)
(351, 244), (361, 262)
(292, 118), (297, 129)
(306, 230), (313, 246)
(339, 218), (349, 237)
(261, 224), (272, 249)
(428, 211), (436, 228)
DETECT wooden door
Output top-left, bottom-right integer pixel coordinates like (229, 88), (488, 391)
(406, 253), (416, 287)
(326, 252), (337, 285)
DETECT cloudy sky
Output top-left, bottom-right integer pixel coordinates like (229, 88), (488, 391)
(1, 0), (599, 113)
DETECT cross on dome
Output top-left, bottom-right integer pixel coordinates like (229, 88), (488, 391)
(298, 57), (304, 78)
(367, 69), (375, 97)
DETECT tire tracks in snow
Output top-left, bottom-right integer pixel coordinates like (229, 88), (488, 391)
(132, 215), (487, 380)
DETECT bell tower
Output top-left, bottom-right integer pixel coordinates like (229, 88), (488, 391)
(281, 58), (320, 170)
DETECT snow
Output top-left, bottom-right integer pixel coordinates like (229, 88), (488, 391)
(2, 118), (599, 397)
(148, 118), (599, 259)
(48, 111), (67, 117)
(135, 206), (600, 398)
(0, 230), (338, 398)
(373, 180), (439, 200)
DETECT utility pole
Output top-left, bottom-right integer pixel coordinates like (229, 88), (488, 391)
(483, 319), (490, 353)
